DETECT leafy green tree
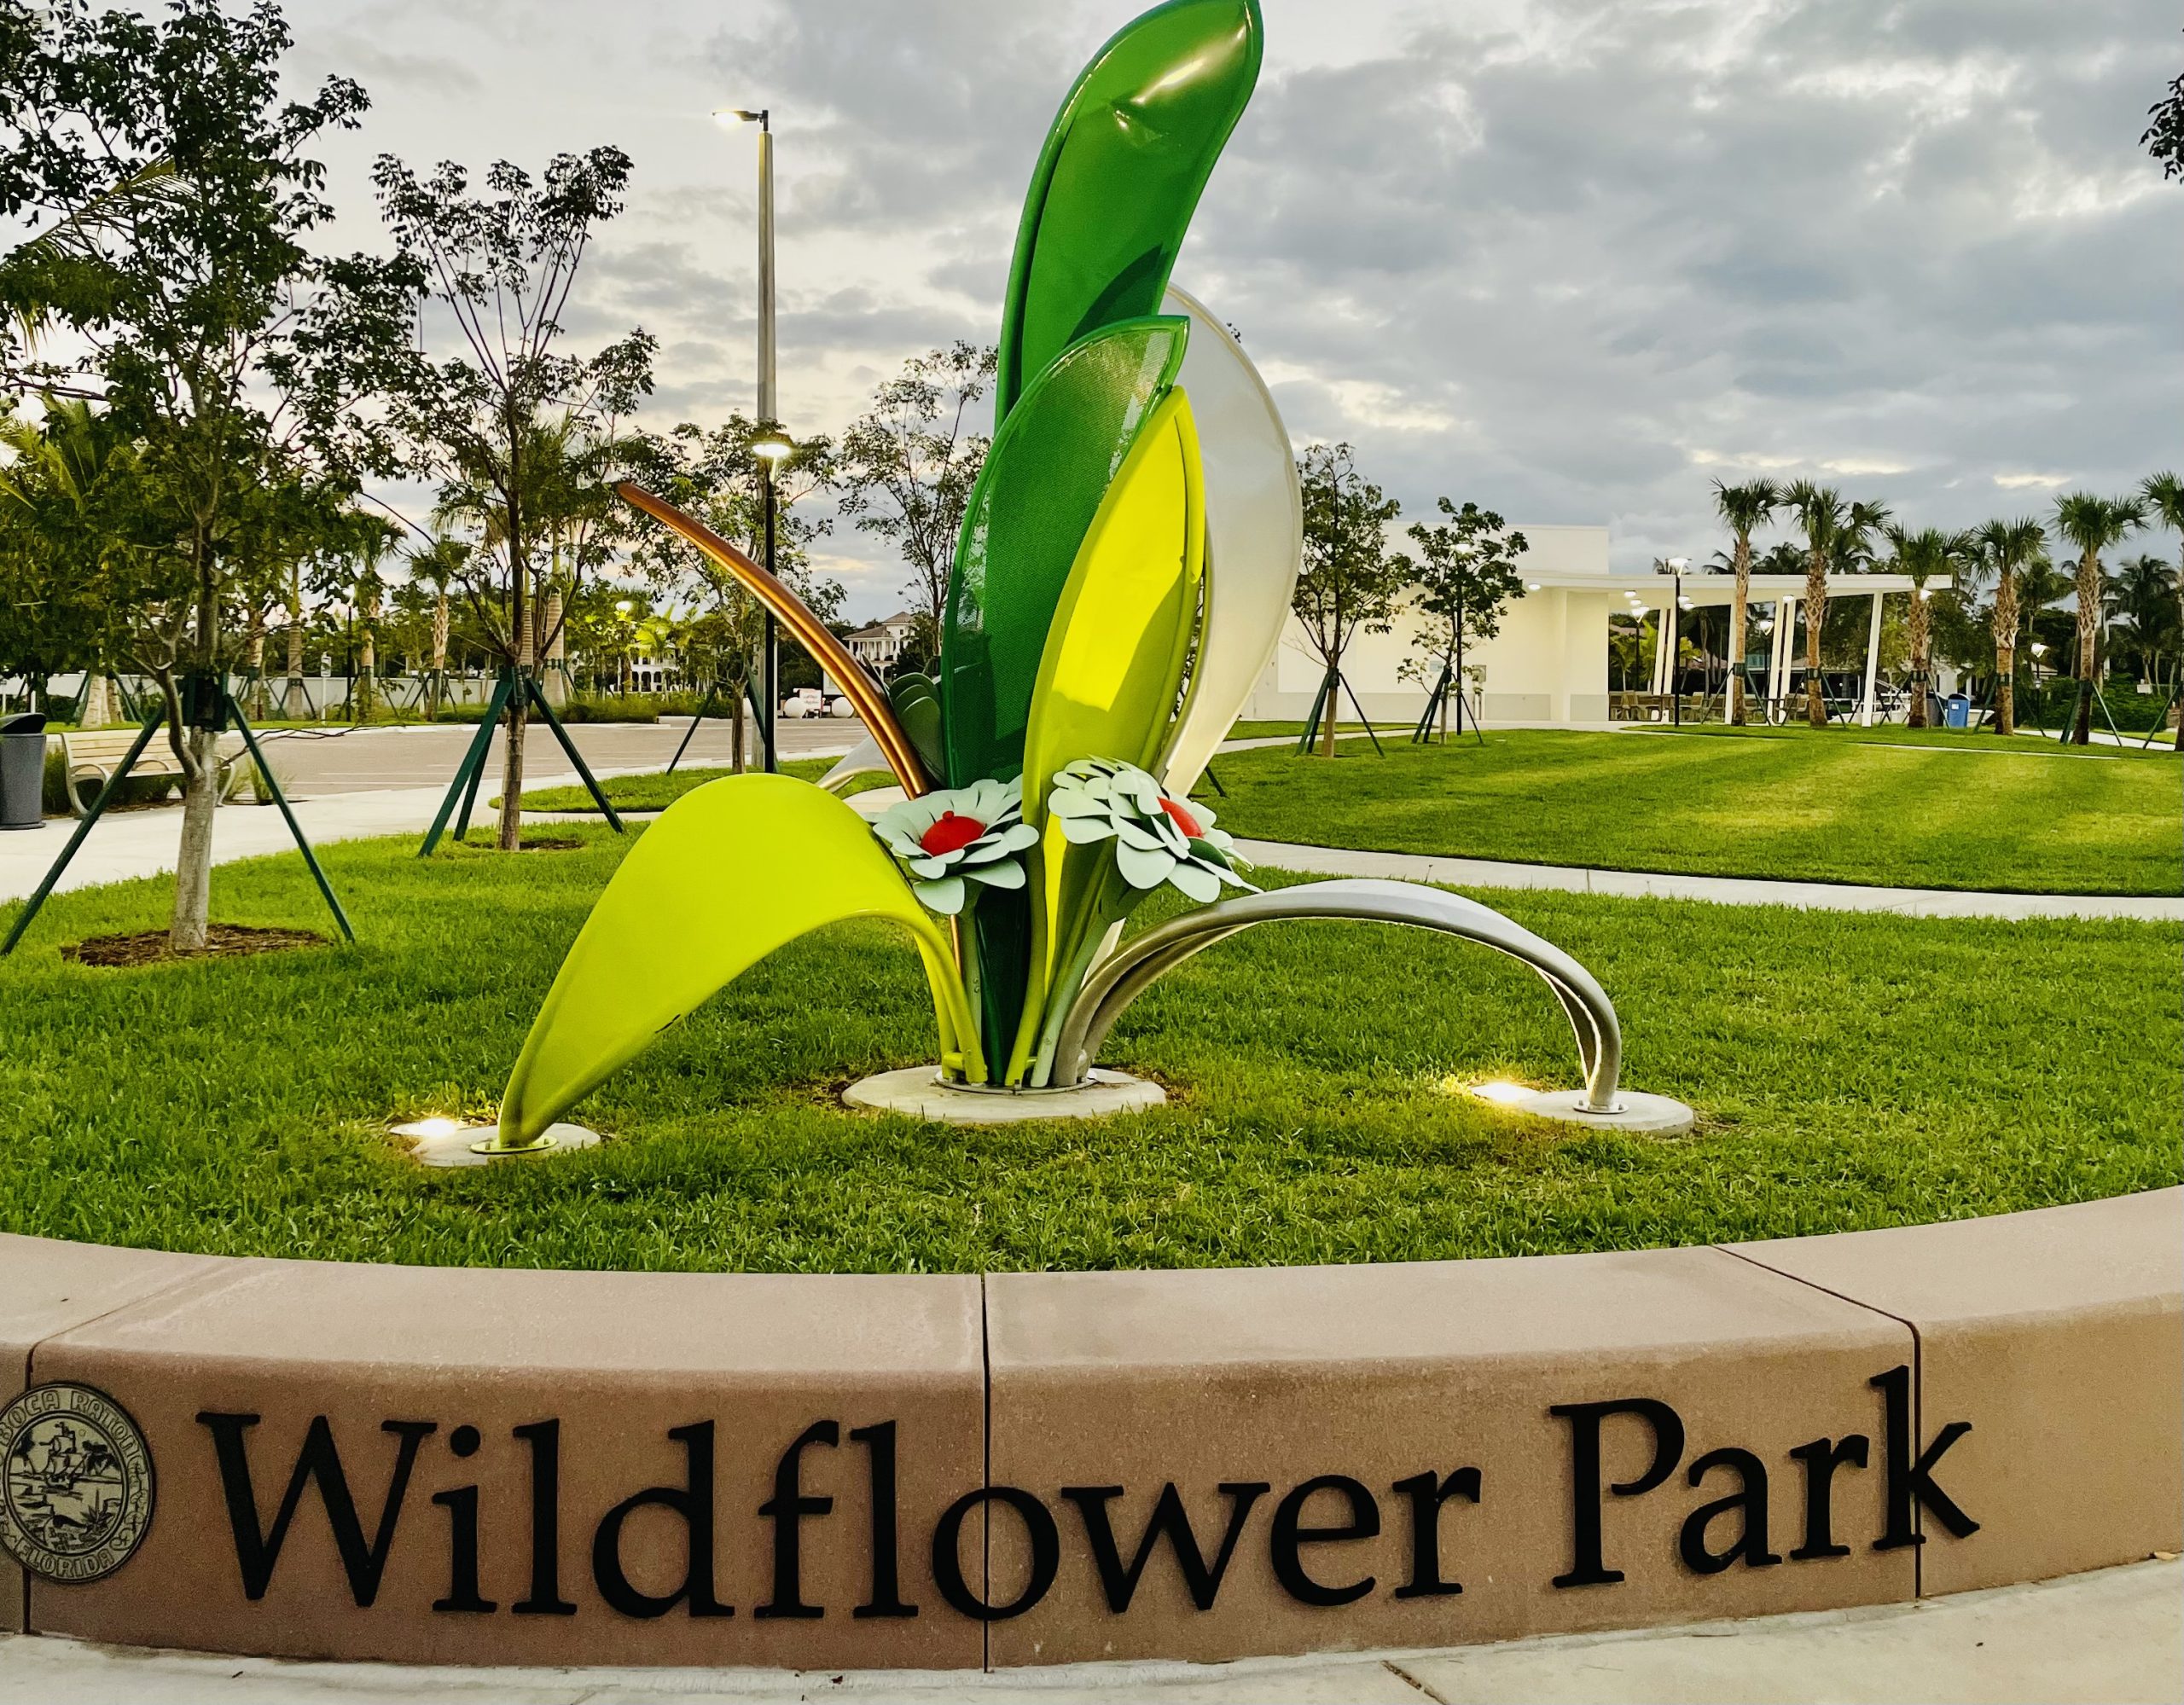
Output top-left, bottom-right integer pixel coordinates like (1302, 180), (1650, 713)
(1292, 442), (1405, 756)
(2146, 49), (2182, 179)
(1402, 497), (1528, 739)
(2051, 491), (2144, 744)
(834, 342), (994, 639)
(1881, 525), (1960, 728)
(2141, 472), (2184, 746)
(2106, 554), (2177, 687)
(1711, 478), (1778, 723)
(371, 146), (653, 849)
(0, 0), (417, 948)
(626, 417), (842, 768)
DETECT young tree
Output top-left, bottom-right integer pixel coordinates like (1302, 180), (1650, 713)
(2051, 491), (2144, 745)
(2106, 554), (2178, 687)
(1403, 497), (1528, 739)
(1881, 525), (1959, 728)
(1965, 517), (2048, 736)
(372, 147), (653, 850)
(1711, 478), (1778, 724)
(834, 342), (994, 636)
(0, 0), (418, 948)
(1292, 442), (1405, 757)
(626, 417), (841, 768)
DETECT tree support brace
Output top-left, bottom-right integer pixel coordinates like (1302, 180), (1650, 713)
(417, 670), (624, 855)
(1, 677), (354, 957)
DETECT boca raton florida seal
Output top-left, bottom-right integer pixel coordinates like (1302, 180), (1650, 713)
(0, 1383), (154, 1585)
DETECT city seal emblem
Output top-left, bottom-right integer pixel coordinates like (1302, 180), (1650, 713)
(0, 1383), (154, 1584)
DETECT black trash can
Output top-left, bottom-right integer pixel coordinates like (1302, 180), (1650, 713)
(0, 712), (47, 831)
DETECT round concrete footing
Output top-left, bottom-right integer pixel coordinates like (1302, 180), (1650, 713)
(392, 1119), (603, 1168)
(843, 1066), (1165, 1124)
(1474, 1085), (1695, 1135)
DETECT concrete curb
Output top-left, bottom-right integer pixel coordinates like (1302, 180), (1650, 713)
(0, 1192), (2174, 1672)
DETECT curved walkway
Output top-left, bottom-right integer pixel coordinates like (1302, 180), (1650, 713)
(0, 1561), (2172, 1702)
(1232, 838), (2184, 923)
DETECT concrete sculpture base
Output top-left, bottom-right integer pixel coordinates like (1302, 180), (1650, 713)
(392, 1119), (603, 1168)
(1473, 1084), (1697, 1135)
(844, 1065), (1165, 1123)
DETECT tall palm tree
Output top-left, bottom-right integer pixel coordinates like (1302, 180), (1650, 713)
(1711, 478), (1778, 724)
(2106, 554), (2178, 686)
(1884, 525), (1959, 727)
(1781, 480), (1844, 727)
(2142, 473), (2183, 748)
(1966, 518), (2048, 736)
(2051, 491), (2145, 744)
(404, 534), (469, 716)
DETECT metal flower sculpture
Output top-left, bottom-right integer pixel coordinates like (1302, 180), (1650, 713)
(495, 0), (1630, 1143)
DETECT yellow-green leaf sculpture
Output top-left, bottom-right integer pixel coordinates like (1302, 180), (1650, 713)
(497, 0), (1629, 1135)
(498, 778), (980, 1145)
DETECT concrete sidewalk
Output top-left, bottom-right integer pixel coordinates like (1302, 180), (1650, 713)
(0, 1559), (2172, 1703)
(1228, 838), (2184, 923)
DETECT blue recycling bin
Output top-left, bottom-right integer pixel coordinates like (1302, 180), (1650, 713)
(1943, 694), (1969, 729)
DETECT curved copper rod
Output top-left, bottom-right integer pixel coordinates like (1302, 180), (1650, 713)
(615, 480), (930, 797)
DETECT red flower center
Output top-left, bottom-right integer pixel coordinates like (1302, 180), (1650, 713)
(919, 811), (987, 856)
(1158, 796), (1202, 838)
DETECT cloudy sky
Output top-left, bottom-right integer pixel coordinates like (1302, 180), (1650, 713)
(288, 0), (2182, 619)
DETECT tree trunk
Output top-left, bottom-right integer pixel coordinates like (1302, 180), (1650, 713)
(357, 587), (378, 721)
(2070, 546), (2099, 745)
(1804, 548), (1828, 728)
(169, 722), (223, 953)
(1727, 539), (1751, 725)
(542, 590), (567, 708)
(1906, 595), (1931, 728)
(729, 681), (747, 774)
(78, 672), (113, 729)
(284, 570), (308, 720)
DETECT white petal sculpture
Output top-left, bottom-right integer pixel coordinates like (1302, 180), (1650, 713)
(1153, 283), (1304, 798)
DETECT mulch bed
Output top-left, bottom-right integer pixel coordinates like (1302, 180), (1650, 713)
(451, 835), (586, 853)
(61, 924), (328, 967)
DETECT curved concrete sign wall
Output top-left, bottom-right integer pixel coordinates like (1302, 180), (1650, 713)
(0, 1191), (2175, 1670)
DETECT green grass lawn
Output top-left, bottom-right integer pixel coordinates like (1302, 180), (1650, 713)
(1203, 728), (2182, 896)
(518, 757), (890, 813)
(0, 824), (2172, 1274)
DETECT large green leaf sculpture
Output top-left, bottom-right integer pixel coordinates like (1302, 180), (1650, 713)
(497, 777), (983, 1145)
(994, 0), (1263, 422)
(941, 315), (1188, 790)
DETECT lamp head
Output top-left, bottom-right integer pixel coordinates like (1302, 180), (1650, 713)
(750, 426), (794, 463)
(713, 107), (767, 129)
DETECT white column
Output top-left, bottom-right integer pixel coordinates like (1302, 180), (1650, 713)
(1858, 589), (1885, 726)
(1767, 598), (1790, 715)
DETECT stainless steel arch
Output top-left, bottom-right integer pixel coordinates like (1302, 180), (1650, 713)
(1050, 878), (1623, 1110)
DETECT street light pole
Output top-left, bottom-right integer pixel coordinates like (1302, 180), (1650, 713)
(717, 105), (779, 771)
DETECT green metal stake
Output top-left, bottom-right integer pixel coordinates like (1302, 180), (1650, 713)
(225, 693), (354, 943)
(523, 676), (624, 832)
(1337, 670), (1387, 755)
(665, 682), (721, 774)
(419, 671), (514, 855)
(1412, 664), (1451, 744)
(0, 710), (164, 956)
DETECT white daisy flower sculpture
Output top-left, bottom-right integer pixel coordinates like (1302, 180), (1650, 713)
(871, 777), (1039, 915)
(1047, 757), (1257, 905)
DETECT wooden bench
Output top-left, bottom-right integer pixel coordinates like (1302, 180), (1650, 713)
(53, 727), (247, 817)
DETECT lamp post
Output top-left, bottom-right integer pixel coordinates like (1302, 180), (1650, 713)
(715, 105), (781, 771)
(1666, 556), (1689, 726)
(750, 426), (794, 769)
